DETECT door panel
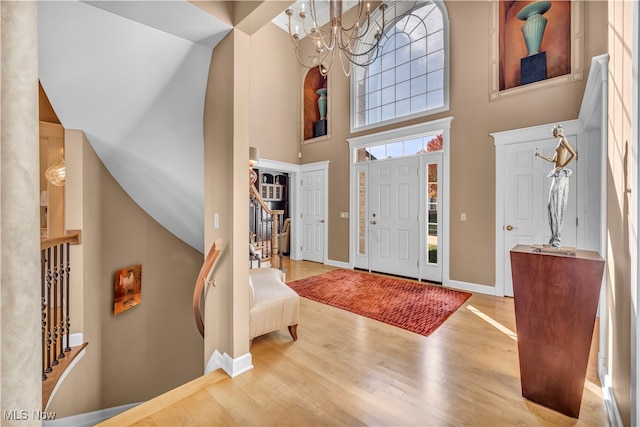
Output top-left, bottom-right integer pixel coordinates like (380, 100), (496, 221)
(370, 157), (420, 278)
(503, 137), (577, 296)
(301, 170), (325, 263)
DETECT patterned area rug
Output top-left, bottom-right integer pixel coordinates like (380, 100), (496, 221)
(288, 269), (472, 337)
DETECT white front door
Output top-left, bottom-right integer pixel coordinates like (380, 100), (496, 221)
(300, 170), (325, 263)
(503, 136), (578, 296)
(369, 157), (420, 278)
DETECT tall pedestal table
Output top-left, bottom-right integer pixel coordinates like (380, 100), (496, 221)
(510, 245), (604, 418)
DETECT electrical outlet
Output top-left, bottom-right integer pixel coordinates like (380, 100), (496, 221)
(460, 212), (467, 222)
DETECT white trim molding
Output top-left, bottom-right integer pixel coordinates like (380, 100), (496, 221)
(445, 279), (495, 296)
(631, 2), (639, 425)
(325, 259), (350, 269)
(599, 355), (624, 427)
(205, 350), (253, 378)
(43, 402), (143, 427)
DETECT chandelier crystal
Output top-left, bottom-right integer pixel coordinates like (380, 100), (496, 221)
(285, 0), (388, 76)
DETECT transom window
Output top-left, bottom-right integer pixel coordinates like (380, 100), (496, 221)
(351, 1), (449, 132)
(355, 133), (443, 162)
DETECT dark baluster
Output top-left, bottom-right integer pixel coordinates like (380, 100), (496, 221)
(267, 216), (273, 258)
(64, 242), (71, 352)
(41, 249), (47, 381)
(58, 243), (66, 359)
(45, 247), (52, 374)
(51, 245), (59, 367)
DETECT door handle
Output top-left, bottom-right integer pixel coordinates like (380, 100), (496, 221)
(319, 219), (325, 223)
(506, 225), (514, 231)
(370, 220), (377, 225)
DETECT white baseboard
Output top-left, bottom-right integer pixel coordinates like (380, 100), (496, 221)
(43, 402), (142, 427)
(205, 350), (253, 378)
(325, 259), (350, 269)
(599, 353), (624, 427)
(69, 332), (83, 347)
(445, 279), (496, 296)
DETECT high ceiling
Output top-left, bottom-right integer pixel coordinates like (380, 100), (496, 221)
(38, 1), (232, 252)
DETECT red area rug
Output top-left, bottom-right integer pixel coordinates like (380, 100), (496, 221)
(288, 269), (472, 337)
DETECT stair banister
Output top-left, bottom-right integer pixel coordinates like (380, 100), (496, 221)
(249, 185), (284, 269)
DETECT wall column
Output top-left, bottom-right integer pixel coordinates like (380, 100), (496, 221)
(0, 1), (42, 422)
(203, 28), (251, 376)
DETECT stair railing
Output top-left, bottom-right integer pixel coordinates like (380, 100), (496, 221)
(249, 185), (284, 270)
(40, 231), (81, 380)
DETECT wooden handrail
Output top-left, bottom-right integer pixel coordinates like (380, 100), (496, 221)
(193, 238), (223, 338)
(41, 230), (82, 250)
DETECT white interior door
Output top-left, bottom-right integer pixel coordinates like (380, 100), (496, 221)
(503, 137), (578, 296)
(370, 157), (420, 278)
(300, 170), (325, 263)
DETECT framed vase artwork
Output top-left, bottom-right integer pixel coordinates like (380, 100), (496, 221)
(489, 0), (584, 100)
(113, 264), (142, 315)
(302, 67), (330, 143)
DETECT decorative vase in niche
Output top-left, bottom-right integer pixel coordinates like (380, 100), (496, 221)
(517, 1), (552, 57)
(316, 88), (328, 120)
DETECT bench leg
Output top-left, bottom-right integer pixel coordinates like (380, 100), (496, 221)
(288, 324), (298, 341)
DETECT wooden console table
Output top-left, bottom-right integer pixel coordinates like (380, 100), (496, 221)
(510, 245), (605, 418)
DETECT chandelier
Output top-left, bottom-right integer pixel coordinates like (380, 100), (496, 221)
(285, 0), (388, 76)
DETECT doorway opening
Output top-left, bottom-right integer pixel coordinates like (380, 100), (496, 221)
(348, 118), (453, 283)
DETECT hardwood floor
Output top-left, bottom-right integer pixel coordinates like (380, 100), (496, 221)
(98, 258), (609, 426)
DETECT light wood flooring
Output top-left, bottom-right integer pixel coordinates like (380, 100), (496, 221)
(98, 258), (609, 426)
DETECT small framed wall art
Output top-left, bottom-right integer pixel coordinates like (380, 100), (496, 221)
(113, 264), (142, 315)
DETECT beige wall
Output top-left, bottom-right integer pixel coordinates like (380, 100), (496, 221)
(606, 1), (634, 425)
(296, 1), (608, 285)
(249, 22), (301, 165)
(49, 132), (203, 416)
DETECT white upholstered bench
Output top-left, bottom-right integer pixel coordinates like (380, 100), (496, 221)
(248, 268), (300, 343)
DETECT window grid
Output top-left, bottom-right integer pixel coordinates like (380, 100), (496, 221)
(353, 1), (447, 131)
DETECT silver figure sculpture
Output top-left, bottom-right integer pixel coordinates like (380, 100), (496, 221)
(535, 125), (577, 248)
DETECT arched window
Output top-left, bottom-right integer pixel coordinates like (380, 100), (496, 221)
(351, 1), (449, 132)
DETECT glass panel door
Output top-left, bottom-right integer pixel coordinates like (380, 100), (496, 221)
(421, 154), (443, 283)
(353, 164), (369, 270)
